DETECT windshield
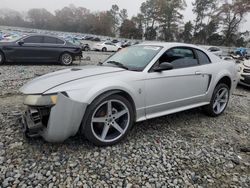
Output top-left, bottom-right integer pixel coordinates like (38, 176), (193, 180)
(103, 45), (162, 71)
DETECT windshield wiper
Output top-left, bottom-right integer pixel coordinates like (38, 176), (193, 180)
(106, 61), (129, 70)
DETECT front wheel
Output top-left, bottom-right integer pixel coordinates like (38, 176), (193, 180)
(0, 51), (5, 65)
(102, 47), (107, 52)
(82, 95), (134, 146)
(203, 83), (230, 117)
(60, 52), (73, 66)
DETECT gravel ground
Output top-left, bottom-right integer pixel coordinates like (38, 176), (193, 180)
(0, 51), (250, 187)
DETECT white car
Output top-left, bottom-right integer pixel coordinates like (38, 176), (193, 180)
(238, 58), (250, 87)
(20, 42), (239, 146)
(93, 41), (121, 52)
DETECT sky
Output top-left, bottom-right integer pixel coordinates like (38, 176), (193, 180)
(1, 0), (249, 31)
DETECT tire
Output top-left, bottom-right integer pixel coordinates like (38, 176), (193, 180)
(102, 47), (107, 52)
(81, 94), (134, 146)
(84, 46), (90, 51)
(203, 83), (230, 117)
(0, 51), (5, 65)
(60, 52), (73, 66)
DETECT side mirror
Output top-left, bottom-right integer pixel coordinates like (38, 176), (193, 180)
(153, 62), (173, 72)
(18, 40), (24, 45)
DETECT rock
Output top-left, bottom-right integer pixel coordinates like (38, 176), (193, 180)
(9, 142), (23, 149)
(94, 152), (99, 157)
(2, 179), (9, 187)
(48, 183), (54, 188)
(191, 174), (199, 183)
(69, 162), (78, 168)
(0, 156), (5, 164)
(46, 171), (51, 177)
(36, 173), (43, 180)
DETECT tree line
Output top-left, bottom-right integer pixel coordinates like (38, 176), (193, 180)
(0, 0), (249, 47)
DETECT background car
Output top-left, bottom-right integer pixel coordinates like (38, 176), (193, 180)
(92, 41), (121, 52)
(207, 46), (223, 56)
(65, 37), (90, 51)
(20, 42), (238, 146)
(0, 34), (82, 65)
(238, 58), (250, 87)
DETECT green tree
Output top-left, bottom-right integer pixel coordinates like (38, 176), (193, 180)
(157, 0), (186, 41)
(218, 0), (250, 46)
(144, 27), (157, 40)
(131, 14), (144, 39)
(120, 19), (141, 39)
(192, 0), (218, 44)
(119, 9), (128, 24)
(28, 8), (55, 29)
(180, 21), (193, 43)
(109, 4), (120, 35)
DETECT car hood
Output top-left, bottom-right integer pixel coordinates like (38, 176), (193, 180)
(20, 65), (126, 94)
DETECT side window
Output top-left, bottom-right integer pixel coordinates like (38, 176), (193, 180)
(23, 36), (43, 43)
(56, 38), (64, 44)
(196, 50), (211, 65)
(105, 42), (111, 45)
(159, 47), (198, 69)
(44, 36), (57, 44)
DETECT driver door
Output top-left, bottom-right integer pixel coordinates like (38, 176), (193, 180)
(145, 47), (210, 119)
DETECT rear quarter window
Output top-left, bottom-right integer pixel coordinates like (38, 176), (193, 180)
(196, 50), (211, 65)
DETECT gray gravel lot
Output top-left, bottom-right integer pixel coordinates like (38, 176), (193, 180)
(0, 51), (250, 187)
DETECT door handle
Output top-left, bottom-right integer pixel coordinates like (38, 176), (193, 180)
(195, 71), (202, 75)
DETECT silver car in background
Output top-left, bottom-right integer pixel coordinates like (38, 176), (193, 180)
(20, 43), (239, 146)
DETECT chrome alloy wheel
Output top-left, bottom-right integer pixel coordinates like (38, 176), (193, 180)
(212, 87), (229, 114)
(91, 99), (130, 143)
(61, 53), (72, 65)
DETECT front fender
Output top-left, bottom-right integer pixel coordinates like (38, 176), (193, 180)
(69, 84), (138, 105)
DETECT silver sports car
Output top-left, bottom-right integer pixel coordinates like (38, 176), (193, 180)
(20, 43), (239, 146)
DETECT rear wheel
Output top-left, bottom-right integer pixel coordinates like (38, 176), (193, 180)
(203, 83), (230, 117)
(82, 95), (134, 146)
(84, 46), (90, 51)
(0, 51), (5, 65)
(102, 47), (107, 52)
(60, 52), (73, 66)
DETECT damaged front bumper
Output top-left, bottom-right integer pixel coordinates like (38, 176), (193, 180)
(21, 93), (88, 142)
